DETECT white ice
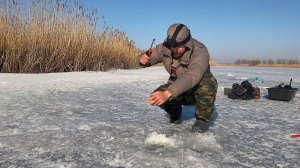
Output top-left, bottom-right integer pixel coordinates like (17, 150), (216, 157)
(0, 66), (299, 168)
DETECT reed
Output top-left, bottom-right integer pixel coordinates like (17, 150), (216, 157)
(0, 0), (141, 73)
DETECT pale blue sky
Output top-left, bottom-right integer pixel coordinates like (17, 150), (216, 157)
(82, 0), (299, 63)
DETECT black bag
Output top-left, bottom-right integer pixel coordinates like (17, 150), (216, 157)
(231, 80), (254, 100)
(232, 83), (246, 96)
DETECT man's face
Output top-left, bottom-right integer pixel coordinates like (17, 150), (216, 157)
(170, 45), (186, 59)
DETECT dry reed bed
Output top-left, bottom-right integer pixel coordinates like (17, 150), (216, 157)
(0, 0), (141, 73)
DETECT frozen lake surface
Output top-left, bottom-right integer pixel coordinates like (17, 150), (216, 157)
(0, 66), (299, 168)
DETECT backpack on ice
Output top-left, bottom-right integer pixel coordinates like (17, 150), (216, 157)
(229, 80), (258, 100)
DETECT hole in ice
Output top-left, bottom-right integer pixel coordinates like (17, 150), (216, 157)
(144, 132), (175, 150)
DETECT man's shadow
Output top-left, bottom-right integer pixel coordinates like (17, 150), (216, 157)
(166, 106), (219, 126)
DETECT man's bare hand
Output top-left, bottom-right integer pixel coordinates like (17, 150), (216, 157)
(139, 54), (150, 65)
(149, 91), (172, 106)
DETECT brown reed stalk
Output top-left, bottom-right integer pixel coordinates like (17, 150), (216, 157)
(0, 0), (141, 73)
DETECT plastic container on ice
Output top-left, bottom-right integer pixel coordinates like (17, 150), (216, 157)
(267, 88), (297, 101)
(267, 78), (298, 101)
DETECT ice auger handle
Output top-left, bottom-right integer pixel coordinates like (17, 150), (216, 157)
(146, 39), (155, 57)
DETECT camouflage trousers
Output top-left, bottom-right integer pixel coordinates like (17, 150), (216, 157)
(155, 71), (218, 121)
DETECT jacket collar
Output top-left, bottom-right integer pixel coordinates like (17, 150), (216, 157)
(180, 40), (193, 65)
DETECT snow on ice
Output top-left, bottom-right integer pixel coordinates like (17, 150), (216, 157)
(0, 66), (299, 168)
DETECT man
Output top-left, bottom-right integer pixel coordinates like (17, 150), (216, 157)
(137, 23), (218, 133)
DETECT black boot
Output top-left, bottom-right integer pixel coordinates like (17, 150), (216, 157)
(170, 110), (182, 124)
(192, 118), (209, 133)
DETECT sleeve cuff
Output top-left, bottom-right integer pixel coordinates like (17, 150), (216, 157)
(165, 88), (177, 100)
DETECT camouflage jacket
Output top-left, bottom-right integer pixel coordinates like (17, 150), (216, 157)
(137, 38), (211, 98)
